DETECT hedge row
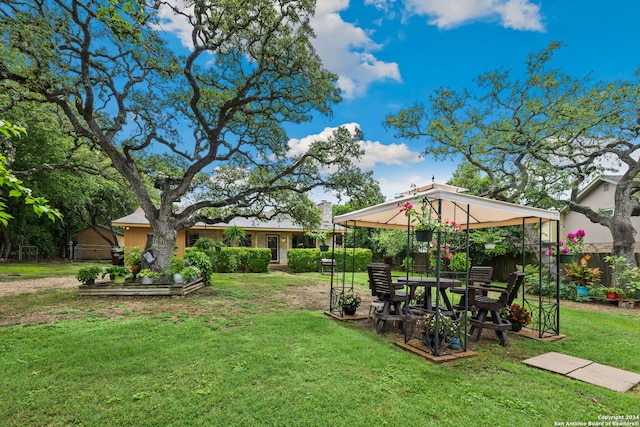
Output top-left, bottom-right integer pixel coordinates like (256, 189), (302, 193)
(204, 247), (272, 273)
(287, 248), (372, 273)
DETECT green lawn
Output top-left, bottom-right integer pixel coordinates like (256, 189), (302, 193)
(0, 269), (638, 426)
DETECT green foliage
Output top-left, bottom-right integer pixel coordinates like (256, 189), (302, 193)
(448, 252), (470, 272)
(329, 248), (373, 272)
(204, 248), (270, 273)
(184, 248), (213, 285)
(75, 266), (103, 283)
(192, 237), (217, 251)
(124, 246), (142, 267)
(223, 226), (246, 247)
(287, 249), (321, 273)
(563, 255), (601, 288)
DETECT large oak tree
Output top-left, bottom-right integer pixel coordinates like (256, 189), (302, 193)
(1, 0), (374, 270)
(386, 42), (640, 266)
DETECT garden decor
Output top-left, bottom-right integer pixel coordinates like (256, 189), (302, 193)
(500, 303), (532, 332)
(546, 229), (585, 262)
(563, 255), (601, 292)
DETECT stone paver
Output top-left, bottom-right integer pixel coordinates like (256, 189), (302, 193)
(522, 352), (640, 393)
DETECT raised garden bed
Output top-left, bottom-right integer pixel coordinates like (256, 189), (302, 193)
(78, 279), (205, 296)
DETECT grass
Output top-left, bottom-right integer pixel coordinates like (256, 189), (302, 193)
(0, 268), (639, 426)
(0, 260), (107, 281)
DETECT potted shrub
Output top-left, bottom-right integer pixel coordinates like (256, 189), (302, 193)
(169, 257), (187, 283)
(471, 228), (505, 250)
(398, 198), (461, 242)
(124, 246), (142, 274)
(415, 311), (459, 348)
(138, 269), (160, 285)
(546, 229), (585, 264)
(75, 266), (103, 285)
(180, 265), (201, 283)
(102, 265), (131, 284)
(563, 255), (601, 298)
(338, 292), (361, 315)
(500, 303), (532, 332)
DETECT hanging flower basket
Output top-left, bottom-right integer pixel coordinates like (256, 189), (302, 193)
(415, 229), (433, 242)
(557, 253), (575, 264)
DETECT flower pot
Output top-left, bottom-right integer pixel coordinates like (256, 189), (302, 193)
(634, 290), (640, 299)
(343, 306), (356, 316)
(82, 279), (95, 286)
(511, 322), (523, 332)
(616, 293), (625, 300)
(576, 285), (589, 297)
(131, 265), (141, 275)
(484, 243), (496, 250)
(173, 273), (184, 284)
(415, 229), (433, 242)
(319, 245), (329, 252)
(557, 253), (575, 264)
(606, 291), (617, 300)
(113, 274), (126, 285)
(141, 275), (153, 285)
(448, 337), (461, 350)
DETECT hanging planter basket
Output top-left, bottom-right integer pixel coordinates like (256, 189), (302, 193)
(557, 253), (575, 264)
(415, 229), (433, 242)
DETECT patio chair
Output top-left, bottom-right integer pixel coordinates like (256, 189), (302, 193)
(451, 266), (493, 311)
(468, 271), (525, 346)
(367, 263), (407, 333)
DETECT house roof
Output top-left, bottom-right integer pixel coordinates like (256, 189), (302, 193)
(333, 187), (559, 230)
(112, 207), (333, 232)
(576, 175), (621, 203)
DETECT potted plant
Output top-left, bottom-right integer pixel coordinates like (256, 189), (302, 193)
(102, 265), (131, 284)
(472, 228), (505, 250)
(546, 229), (585, 263)
(500, 303), (532, 332)
(75, 266), (103, 285)
(124, 246), (142, 274)
(563, 255), (601, 297)
(338, 292), (361, 315)
(137, 269), (160, 285)
(398, 198), (461, 242)
(180, 265), (201, 283)
(415, 311), (459, 348)
(169, 257), (187, 283)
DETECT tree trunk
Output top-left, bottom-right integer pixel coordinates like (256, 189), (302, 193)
(610, 218), (637, 268)
(147, 220), (178, 274)
(0, 227), (10, 260)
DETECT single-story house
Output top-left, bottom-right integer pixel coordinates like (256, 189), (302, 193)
(561, 175), (640, 253)
(111, 201), (336, 265)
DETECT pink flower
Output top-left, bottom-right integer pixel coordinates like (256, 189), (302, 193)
(575, 229), (586, 238)
(560, 247), (569, 254)
(546, 249), (554, 256)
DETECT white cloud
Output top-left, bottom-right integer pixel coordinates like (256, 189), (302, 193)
(287, 123), (422, 171)
(151, 1), (401, 99)
(404, 0), (545, 31)
(310, 1), (402, 98)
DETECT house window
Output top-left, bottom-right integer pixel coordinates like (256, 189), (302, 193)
(188, 233), (199, 247)
(292, 235), (315, 248)
(240, 234), (252, 247)
(603, 183), (610, 192)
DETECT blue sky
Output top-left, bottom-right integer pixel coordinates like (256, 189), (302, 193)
(158, 0), (640, 202)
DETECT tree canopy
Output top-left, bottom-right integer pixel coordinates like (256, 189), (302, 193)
(385, 42), (640, 265)
(1, 0), (376, 269)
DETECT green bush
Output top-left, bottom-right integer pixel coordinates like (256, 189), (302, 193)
(287, 249), (320, 273)
(205, 247), (271, 273)
(328, 248), (373, 272)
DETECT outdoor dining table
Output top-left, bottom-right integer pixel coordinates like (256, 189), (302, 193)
(397, 276), (461, 313)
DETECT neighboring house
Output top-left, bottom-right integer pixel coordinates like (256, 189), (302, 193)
(75, 226), (124, 260)
(561, 175), (640, 253)
(111, 201), (336, 265)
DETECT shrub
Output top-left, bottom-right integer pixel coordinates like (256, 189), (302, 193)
(185, 248), (213, 285)
(205, 247), (271, 273)
(329, 248), (372, 272)
(287, 249), (320, 273)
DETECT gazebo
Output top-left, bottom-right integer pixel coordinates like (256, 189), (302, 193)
(331, 185), (562, 355)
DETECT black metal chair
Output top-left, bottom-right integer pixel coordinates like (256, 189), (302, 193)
(468, 271), (525, 346)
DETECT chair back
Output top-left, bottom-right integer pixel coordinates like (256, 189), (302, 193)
(468, 266), (493, 286)
(367, 263), (403, 302)
(505, 271), (526, 306)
